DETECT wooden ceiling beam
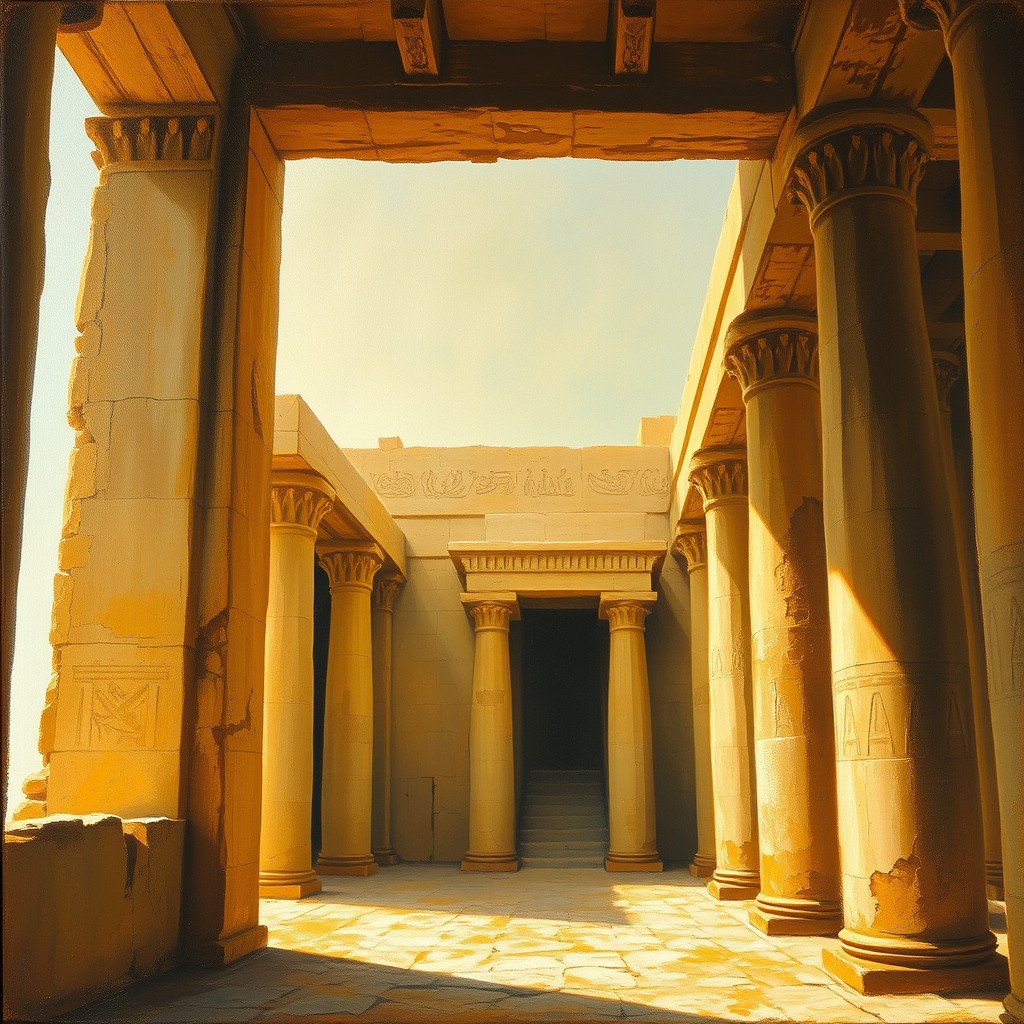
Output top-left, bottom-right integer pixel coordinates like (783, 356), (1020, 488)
(391, 0), (442, 77)
(612, 0), (655, 75)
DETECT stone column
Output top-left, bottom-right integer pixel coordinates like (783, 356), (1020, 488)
(690, 448), (759, 900)
(317, 543), (384, 876)
(371, 575), (402, 866)
(461, 593), (520, 872)
(933, 350), (1003, 900)
(788, 103), (1003, 994)
(900, 4), (1024, 1016)
(600, 592), (662, 872)
(725, 309), (842, 936)
(259, 476), (334, 899)
(674, 529), (716, 878)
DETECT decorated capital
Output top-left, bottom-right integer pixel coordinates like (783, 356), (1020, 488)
(270, 477), (335, 535)
(689, 446), (748, 511)
(318, 544), (385, 591)
(724, 309), (819, 400)
(674, 529), (708, 573)
(932, 350), (963, 412)
(372, 575), (403, 613)
(86, 114), (215, 169)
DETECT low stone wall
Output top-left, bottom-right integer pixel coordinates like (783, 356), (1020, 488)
(2, 814), (184, 1021)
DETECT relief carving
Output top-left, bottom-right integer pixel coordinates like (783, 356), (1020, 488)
(422, 469), (475, 498)
(639, 468), (670, 496)
(475, 470), (517, 495)
(86, 114), (214, 168)
(588, 469), (636, 495)
(371, 471), (416, 498)
(74, 665), (167, 749)
(524, 468), (574, 497)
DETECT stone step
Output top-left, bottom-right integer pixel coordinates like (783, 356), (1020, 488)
(520, 855), (605, 868)
(520, 827), (608, 842)
(520, 816), (606, 829)
(520, 845), (607, 857)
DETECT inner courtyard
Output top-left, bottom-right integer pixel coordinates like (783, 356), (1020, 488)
(2, 1), (1023, 1023)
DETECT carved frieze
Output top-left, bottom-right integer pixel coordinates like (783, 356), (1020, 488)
(86, 115), (214, 169)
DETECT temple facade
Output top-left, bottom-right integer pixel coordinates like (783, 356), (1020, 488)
(1, 1), (1022, 1022)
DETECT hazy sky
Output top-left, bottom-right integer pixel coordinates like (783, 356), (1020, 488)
(6, 50), (735, 811)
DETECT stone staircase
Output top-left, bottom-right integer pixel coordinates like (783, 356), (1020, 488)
(518, 769), (608, 868)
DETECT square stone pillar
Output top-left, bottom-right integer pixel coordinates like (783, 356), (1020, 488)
(42, 113), (218, 819)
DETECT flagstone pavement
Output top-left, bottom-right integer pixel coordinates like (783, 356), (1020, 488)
(63, 865), (1010, 1024)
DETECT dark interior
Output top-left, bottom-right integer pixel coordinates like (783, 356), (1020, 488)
(311, 558), (331, 859)
(521, 607), (606, 773)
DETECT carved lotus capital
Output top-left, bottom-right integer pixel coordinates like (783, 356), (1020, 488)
(85, 114), (215, 170)
(786, 105), (932, 226)
(689, 446), (748, 510)
(270, 476), (335, 534)
(673, 528), (707, 573)
(601, 600), (652, 631)
(724, 308), (819, 400)
(932, 350), (962, 412)
(462, 593), (519, 632)
(318, 544), (385, 591)
(373, 575), (403, 613)
(900, 0), (1012, 45)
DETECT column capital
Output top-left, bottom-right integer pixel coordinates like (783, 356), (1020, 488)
(689, 446), (748, 510)
(461, 592), (519, 631)
(270, 475), (335, 535)
(932, 350), (962, 412)
(724, 308), (819, 400)
(85, 113), (215, 171)
(673, 527), (707, 573)
(786, 105), (932, 226)
(599, 591), (657, 629)
(900, 0), (1013, 45)
(372, 575), (403, 613)
(318, 543), (385, 591)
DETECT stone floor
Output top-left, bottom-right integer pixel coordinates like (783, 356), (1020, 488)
(65, 865), (1010, 1024)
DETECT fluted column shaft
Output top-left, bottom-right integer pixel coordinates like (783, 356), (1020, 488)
(675, 531), (716, 878)
(725, 310), (842, 936)
(933, 351), (1003, 900)
(260, 477), (334, 899)
(900, 3), (1024, 1015)
(461, 593), (519, 872)
(789, 104), (1002, 994)
(690, 448), (759, 900)
(600, 593), (662, 872)
(317, 543), (384, 876)
(371, 576), (402, 866)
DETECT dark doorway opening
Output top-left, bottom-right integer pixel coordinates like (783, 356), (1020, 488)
(311, 558), (331, 861)
(521, 607), (606, 773)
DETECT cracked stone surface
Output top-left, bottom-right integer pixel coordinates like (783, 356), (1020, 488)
(61, 865), (1010, 1023)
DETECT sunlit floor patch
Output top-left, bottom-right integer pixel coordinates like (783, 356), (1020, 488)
(62, 864), (1009, 1023)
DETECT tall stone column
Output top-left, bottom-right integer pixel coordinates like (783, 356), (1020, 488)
(788, 103), (1004, 994)
(674, 530), (716, 878)
(900, 4), (1024, 1016)
(259, 476), (334, 899)
(461, 593), (520, 872)
(932, 351), (1003, 900)
(600, 592), (662, 872)
(371, 575), (402, 866)
(724, 309), (842, 936)
(317, 543), (384, 876)
(690, 448), (759, 900)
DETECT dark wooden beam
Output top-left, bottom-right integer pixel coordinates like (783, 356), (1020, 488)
(391, 0), (442, 78)
(612, 0), (655, 75)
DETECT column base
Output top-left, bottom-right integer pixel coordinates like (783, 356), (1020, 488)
(605, 853), (663, 873)
(183, 924), (269, 967)
(373, 848), (400, 867)
(748, 895), (842, 936)
(1003, 991), (1024, 1023)
(688, 853), (715, 878)
(461, 852), (519, 872)
(317, 854), (379, 877)
(707, 867), (759, 901)
(823, 947), (1008, 996)
(259, 869), (322, 900)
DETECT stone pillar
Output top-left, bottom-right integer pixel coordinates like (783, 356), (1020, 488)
(317, 543), (384, 876)
(690, 447), (759, 900)
(259, 476), (334, 899)
(900, 4), (1024, 1016)
(788, 103), (1004, 994)
(461, 593), (520, 872)
(932, 351), (1003, 900)
(0, 0), (63, 825)
(724, 309), (842, 936)
(674, 529), (716, 878)
(371, 575), (402, 866)
(600, 592), (662, 873)
(40, 112), (218, 819)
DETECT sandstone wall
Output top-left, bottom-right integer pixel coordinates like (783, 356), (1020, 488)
(2, 814), (184, 1021)
(344, 444), (697, 865)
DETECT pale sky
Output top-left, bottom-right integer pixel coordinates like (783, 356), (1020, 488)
(6, 50), (736, 812)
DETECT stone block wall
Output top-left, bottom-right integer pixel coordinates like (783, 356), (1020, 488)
(2, 814), (184, 1021)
